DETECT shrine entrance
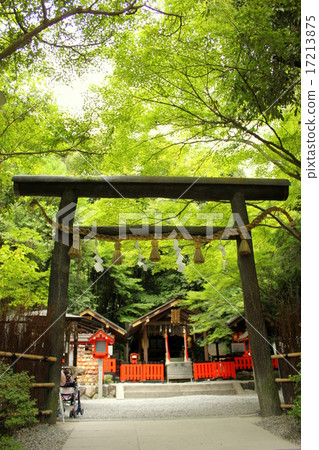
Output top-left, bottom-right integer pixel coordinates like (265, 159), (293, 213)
(12, 175), (292, 421)
(168, 336), (184, 360)
(148, 336), (165, 362)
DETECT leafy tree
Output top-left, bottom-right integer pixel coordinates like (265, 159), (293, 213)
(0, 0), (182, 72)
(99, 0), (300, 180)
(0, 72), (108, 162)
(0, 199), (52, 308)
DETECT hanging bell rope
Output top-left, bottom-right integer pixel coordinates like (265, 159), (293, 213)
(193, 240), (205, 264)
(111, 242), (123, 265)
(149, 239), (161, 262)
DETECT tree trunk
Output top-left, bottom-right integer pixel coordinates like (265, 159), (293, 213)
(231, 192), (282, 417)
(203, 331), (209, 362)
(45, 190), (78, 424)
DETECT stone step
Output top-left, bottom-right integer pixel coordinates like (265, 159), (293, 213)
(123, 382), (235, 391)
(124, 388), (237, 398)
(121, 381), (243, 399)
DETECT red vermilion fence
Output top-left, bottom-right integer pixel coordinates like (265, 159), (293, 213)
(120, 357), (278, 382)
(234, 356), (278, 370)
(193, 362), (236, 381)
(120, 363), (164, 382)
(234, 356), (253, 370)
(103, 358), (116, 373)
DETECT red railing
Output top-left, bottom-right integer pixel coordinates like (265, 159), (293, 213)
(103, 358), (116, 373)
(234, 356), (278, 370)
(193, 362), (236, 381)
(120, 357), (278, 383)
(120, 364), (164, 382)
(234, 356), (253, 370)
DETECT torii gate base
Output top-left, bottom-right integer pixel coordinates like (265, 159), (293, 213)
(12, 176), (288, 421)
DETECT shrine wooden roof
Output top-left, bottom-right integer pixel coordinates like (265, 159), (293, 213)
(127, 297), (192, 336)
(77, 307), (126, 342)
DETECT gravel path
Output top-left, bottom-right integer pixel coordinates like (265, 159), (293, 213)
(14, 393), (300, 449)
(76, 393), (260, 420)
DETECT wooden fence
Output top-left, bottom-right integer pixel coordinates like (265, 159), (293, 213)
(0, 350), (56, 418)
(273, 352), (301, 408)
(0, 308), (51, 415)
(120, 363), (164, 382)
(193, 361), (236, 381)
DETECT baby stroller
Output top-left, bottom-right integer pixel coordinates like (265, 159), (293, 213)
(60, 367), (84, 418)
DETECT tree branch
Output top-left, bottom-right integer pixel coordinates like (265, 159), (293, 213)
(0, 1), (142, 61)
(40, 0), (48, 23)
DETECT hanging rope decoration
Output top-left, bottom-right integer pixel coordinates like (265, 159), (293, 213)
(32, 200), (296, 243)
(93, 238), (104, 273)
(135, 241), (148, 271)
(193, 239), (205, 264)
(111, 241), (123, 265)
(238, 238), (251, 255)
(31, 200), (297, 268)
(174, 239), (185, 273)
(149, 239), (161, 262)
(219, 244), (227, 271)
(68, 227), (81, 259)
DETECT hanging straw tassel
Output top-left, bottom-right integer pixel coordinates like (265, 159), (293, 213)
(238, 238), (251, 255)
(193, 240), (205, 264)
(111, 241), (123, 265)
(150, 239), (161, 262)
(68, 229), (82, 258)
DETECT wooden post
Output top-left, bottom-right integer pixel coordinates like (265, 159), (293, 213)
(231, 192), (281, 417)
(203, 332), (209, 362)
(45, 190), (78, 424)
(142, 325), (148, 363)
(73, 323), (78, 367)
(191, 335), (196, 361)
(64, 325), (70, 366)
(98, 359), (103, 399)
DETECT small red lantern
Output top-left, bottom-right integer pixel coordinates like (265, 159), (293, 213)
(88, 329), (115, 358)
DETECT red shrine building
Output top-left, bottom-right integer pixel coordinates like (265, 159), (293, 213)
(64, 300), (279, 384)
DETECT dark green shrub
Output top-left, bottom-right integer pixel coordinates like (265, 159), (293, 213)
(0, 362), (38, 434)
(0, 434), (24, 449)
(288, 366), (301, 422)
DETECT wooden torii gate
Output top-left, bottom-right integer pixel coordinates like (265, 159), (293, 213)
(12, 175), (290, 421)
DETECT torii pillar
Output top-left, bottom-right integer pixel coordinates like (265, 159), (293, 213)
(231, 192), (282, 416)
(45, 190), (78, 424)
